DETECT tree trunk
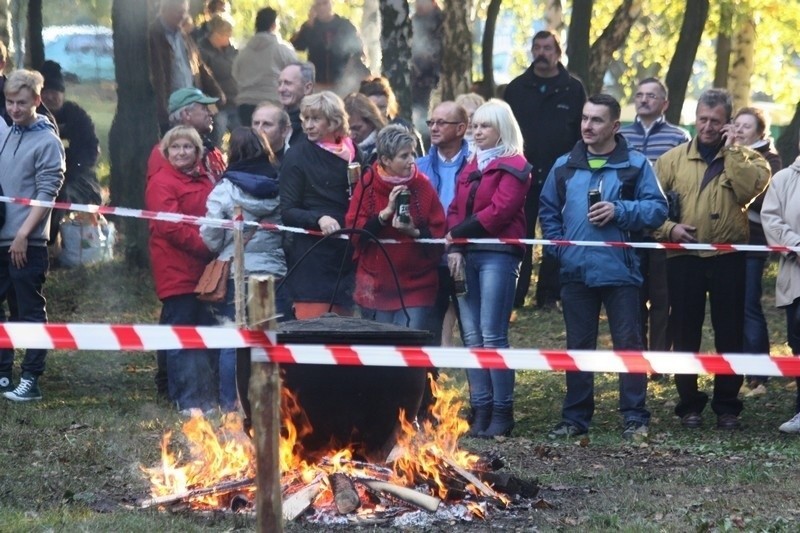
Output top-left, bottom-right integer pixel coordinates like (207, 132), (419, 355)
(380, 0), (412, 120)
(545, 0), (564, 32)
(664, 0), (710, 125)
(587, 0), (642, 95)
(25, 0), (43, 69)
(439, 0), (471, 101)
(361, 0), (381, 75)
(566, 0), (591, 85)
(480, 0), (502, 98)
(714, 2), (733, 88)
(776, 101), (800, 167)
(10, 0), (22, 68)
(728, 15), (755, 110)
(0, 0), (11, 53)
(109, 0), (160, 267)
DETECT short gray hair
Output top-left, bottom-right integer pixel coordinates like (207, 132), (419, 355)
(376, 124), (415, 161)
(286, 60), (315, 86)
(697, 88), (733, 121)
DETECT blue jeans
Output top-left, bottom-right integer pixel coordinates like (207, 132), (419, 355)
(214, 277), (292, 412)
(559, 282), (650, 431)
(743, 255), (769, 382)
(458, 251), (520, 410)
(159, 293), (219, 411)
(0, 246), (49, 376)
(360, 306), (434, 331)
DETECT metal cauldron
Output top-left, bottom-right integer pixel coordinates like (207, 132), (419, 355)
(237, 314), (433, 461)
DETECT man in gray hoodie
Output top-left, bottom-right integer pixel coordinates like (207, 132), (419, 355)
(0, 69), (65, 402)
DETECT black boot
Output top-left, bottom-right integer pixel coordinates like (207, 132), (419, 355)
(467, 406), (492, 437)
(480, 405), (515, 438)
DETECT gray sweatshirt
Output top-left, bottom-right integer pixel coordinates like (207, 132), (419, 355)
(0, 115), (65, 246)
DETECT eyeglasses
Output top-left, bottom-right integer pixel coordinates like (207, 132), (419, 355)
(425, 119), (462, 127)
(634, 92), (662, 101)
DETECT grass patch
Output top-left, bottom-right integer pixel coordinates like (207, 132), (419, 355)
(0, 257), (798, 530)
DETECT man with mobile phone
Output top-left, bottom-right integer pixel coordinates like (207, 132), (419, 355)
(654, 88), (770, 431)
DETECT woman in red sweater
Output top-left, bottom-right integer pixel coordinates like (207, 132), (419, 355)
(346, 124), (445, 329)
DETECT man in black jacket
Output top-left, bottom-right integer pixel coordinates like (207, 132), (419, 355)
(504, 30), (586, 309)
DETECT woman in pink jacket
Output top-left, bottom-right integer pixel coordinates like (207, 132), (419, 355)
(446, 99), (531, 438)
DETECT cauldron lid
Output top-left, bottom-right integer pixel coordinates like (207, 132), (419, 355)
(278, 313), (433, 345)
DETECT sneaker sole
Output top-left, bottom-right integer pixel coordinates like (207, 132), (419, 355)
(3, 393), (42, 402)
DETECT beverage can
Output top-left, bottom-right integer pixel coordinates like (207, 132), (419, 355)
(588, 189), (601, 211)
(397, 190), (411, 223)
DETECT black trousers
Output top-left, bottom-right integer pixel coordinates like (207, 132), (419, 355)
(515, 182), (560, 307)
(667, 253), (745, 417)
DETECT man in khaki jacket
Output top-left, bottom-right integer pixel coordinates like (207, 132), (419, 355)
(655, 88), (770, 431)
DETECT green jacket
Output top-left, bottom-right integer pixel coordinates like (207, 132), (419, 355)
(654, 139), (770, 257)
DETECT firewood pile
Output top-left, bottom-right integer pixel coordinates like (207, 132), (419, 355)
(141, 449), (539, 524)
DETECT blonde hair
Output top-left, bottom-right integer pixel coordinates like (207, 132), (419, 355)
(300, 91), (349, 139)
(344, 92), (387, 132)
(160, 126), (203, 161)
(4, 69), (44, 97)
(455, 92), (485, 114)
(207, 13), (233, 35)
(471, 99), (524, 157)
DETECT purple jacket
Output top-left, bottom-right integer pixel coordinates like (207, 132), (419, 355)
(447, 153), (531, 256)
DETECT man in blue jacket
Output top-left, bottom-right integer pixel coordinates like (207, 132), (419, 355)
(416, 100), (470, 346)
(539, 94), (667, 440)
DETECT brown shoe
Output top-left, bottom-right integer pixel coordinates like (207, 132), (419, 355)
(716, 414), (740, 430)
(680, 412), (702, 429)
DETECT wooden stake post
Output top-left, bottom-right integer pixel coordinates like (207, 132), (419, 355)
(248, 275), (283, 532)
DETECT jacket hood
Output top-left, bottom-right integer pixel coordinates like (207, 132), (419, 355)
(244, 32), (279, 52)
(0, 115), (57, 158)
(223, 156), (279, 199)
(791, 157), (800, 173)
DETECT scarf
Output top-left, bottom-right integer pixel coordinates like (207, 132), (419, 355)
(477, 145), (505, 172)
(376, 162), (414, 185)
(317, 136), (356, 162)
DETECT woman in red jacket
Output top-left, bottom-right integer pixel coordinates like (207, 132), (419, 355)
(146, 125), (217, 414)
(446, 99), (532, 438)
(346, 125), (445, 329)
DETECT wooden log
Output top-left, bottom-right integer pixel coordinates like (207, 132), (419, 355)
(354, 478), (440, 512)
(435, 454), (507, 507)
(329, 473), (361, 514)
(248, 276), (283, 532)
(282, 480), (323, 522)
(474, 471), (539, 499)
(140, 477), (255, 508)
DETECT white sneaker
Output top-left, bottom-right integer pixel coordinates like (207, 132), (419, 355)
(778, 413), (800, 434)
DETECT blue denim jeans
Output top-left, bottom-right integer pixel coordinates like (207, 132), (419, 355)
(458, 251), (520, 410)
(213, 277), (292, 412)
(360, 306), (434, 331)
(559, 282), (650, 431)
(0, 246), (49, 376)
(743, 255), (770, 382)
(159, 293), (219, 411)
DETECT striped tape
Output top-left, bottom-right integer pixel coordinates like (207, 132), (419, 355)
(1, 195), (796, 254)
(0, 322), (797, 377)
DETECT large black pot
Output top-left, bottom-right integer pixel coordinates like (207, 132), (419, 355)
(237, 315), (433, 461)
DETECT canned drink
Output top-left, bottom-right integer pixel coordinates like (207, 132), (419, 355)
(347, 163), (361, 196)
(396, 190), (411, 224)
(588, 189), (601, 211)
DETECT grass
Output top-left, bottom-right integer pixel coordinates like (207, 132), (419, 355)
(0, 257), (798, 531)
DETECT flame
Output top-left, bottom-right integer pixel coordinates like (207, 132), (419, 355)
(144, 372), (494, 511)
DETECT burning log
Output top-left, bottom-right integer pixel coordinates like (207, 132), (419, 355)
(140, 477), (255, 508)
(435, 454), (507, 507)
(282, 479), (323, 522)
(474, 472), (539, 499)
(329, 473), (361, 514)
(355, 478), (441, 512)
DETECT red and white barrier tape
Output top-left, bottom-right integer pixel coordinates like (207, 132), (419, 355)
(0, 322), (798, 377)
(2, 195), (797, 254)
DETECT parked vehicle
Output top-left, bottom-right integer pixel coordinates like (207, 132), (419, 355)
(43, 25), (114, 83)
